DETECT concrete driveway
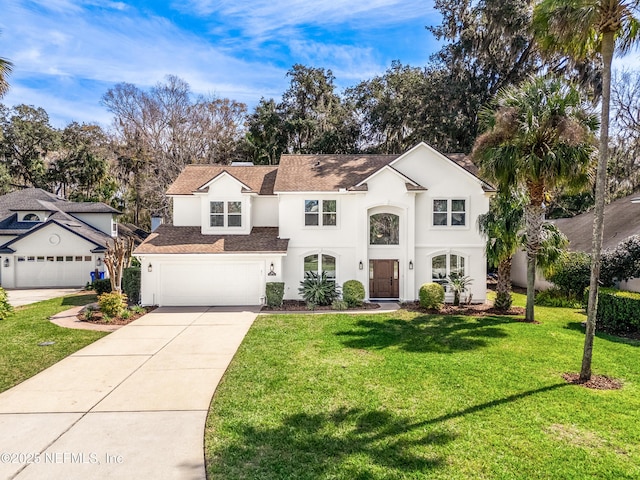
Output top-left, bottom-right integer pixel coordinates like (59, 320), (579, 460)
(5, 288), (84, 307)
(0, 305), (259, 480)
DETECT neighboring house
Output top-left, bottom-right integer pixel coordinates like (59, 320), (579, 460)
(0, 188), (121, 288)
(135, 143), (495, 306)
(511, 192), (640, 292)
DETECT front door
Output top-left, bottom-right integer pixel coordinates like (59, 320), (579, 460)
(369, 259), (399, 298)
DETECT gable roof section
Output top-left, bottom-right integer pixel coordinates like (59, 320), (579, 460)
(134, 225), (289, 254)
(0, 188), (119, 217)
(554, 193), (640, 252)
(355, 164), (427, 191)
(167, 165), (278, 196)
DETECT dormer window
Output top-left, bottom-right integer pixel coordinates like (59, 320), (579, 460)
(210, 201), (242, 228)
(23, 213), (41, 222)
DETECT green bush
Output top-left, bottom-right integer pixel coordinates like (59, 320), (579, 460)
(342, 280), (365, 307)
(93, 278), (112, 295)
(535, 287), (582, 308)
(547, 251), (591, 298)
(419, 283), (445, 309)
(298, 271), (340, 306)
(265, 282), (285, 308)
(332, 300), (349, 310)
(595, 288), (640, 335)
(98, 292), (128, 318)
(122, 267), (141, 304)
(0, 287), (13, 321)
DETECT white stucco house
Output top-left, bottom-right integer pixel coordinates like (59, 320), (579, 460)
(135, 143), (495, 306)
(0, 188), (120, 288)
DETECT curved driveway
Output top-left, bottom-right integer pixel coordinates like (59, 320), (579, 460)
(0, 306), (259, 480)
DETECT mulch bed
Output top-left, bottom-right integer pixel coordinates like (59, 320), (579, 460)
(562, 373), (623, 390)
(80, 305), (157, 326)
(262, 300), (380, 312)
(402, 301), (525, 317)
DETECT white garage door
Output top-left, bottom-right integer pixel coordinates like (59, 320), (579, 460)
(16, 255), (93, 287)
(158, 262), (263, 306)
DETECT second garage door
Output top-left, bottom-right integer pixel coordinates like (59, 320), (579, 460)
(158, 262), (263, 306)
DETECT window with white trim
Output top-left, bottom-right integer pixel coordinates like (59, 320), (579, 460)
(305, 200), (337, 226)
(210, 201), (242, 227)
(433, 199), (466, 226)
(304, 253), (336, 282)
(432, 254), (466, 285)
(370, 213), (399, 245)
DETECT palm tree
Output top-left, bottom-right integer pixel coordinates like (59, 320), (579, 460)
(478, 189), (526, 311)
(0, 30), (12, 97)
(472, 76), (598, 322)
(533, 0), (640, 381)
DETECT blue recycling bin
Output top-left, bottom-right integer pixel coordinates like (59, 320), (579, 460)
(90, 271), (105, 282)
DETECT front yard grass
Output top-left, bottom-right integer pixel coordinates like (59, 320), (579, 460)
(0, 293), (107, 393)
(205, 293), (640, 479)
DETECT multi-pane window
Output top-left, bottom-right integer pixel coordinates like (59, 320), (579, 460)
(304, 254), (337, 282)
(432, 254), (465, 284)
(433, 199), (466, 226)
(370, 213), (399, 245)
(305, 200), (337, 226)
(210, 201), (242, 228)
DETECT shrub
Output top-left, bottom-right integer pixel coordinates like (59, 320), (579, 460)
(419, 283), (445, 309)
(298, 271), (340, 306)
(93, 278), (112, 295)
(122, 267), (141, 304)
(547, 251), (591, 298)
(535, 287), (582, 308)
(265, 282), (285, 308)
(0, 287), (13, 321)
(130, 305), (145, 315)
(601, 235), (640, 286)
(332, 300), (349, 310)
(342, 280), (365, 307)
(447, 273), (473, 306)
(595, 288), (640, 335)
(98, 292), (128, 318)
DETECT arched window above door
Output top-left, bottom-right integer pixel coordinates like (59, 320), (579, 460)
(369, 213), (399, 245)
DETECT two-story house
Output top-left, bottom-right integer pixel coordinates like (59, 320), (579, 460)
(135, 143), (494, 306)
(0, 188), (122, 288)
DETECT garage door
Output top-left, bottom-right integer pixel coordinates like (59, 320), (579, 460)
(158, 262), (263, 306)
(16, 255), (93, 287)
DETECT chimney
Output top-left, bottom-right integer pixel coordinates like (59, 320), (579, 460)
(151, 216), (164, 232)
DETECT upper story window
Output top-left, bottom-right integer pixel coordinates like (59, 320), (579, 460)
(23, 213), (41, 222)
(433, 199), (466, 226)
(305, 200), (336, 226)
(210, 201), (242, 228)
(370, 213), (399, 245)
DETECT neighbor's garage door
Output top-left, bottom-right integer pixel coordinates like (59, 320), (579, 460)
(16, 255), (93, 287)
(158, 262), (263, 306)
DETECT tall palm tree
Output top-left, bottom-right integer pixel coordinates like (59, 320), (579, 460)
(472, 76), (598, 322)
(479, 189), (526, 311)
(0, 30), (12, 97)
(533, 0), (640, 381)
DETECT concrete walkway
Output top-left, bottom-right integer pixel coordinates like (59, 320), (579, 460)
(5, 288), (83, 307)
(0, 305), (259, 480)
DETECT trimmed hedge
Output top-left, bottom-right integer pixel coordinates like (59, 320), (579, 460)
(122, 267), (141, 305)
(342, 280), (365, 307)
(419, 283), (445, 309)
(266, 282), (285, 308)
(93, 278), (112, 295)
(595, 288), (640, 335)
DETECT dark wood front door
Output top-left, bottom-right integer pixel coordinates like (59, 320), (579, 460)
(369, 259), (399, 298)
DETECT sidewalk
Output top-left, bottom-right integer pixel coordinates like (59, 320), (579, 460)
(0, 305), (259, 480)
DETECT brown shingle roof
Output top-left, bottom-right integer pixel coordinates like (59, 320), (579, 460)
(553, 193), (640, 251)
(274, 154), (398, 192)
(166, 165), (278, 195)
(134, 226), (289, 254)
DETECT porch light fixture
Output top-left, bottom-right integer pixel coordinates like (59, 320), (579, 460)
(3, 258), (8, 268)
(147, 263), (153, 273)
(268, 262), (276, 276)
(96, 257), (102, 267)
(359, 261), (364, 270)
(409, 260), (413, 270)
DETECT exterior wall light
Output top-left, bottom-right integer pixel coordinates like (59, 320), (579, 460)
(147, 263), (153, 273)
(96, 257), (102, 267)
(409, 260), (413, 270)
(359, 261), (364, 270)
(268, 262), (276, 276)
(3, 258), (9, 268)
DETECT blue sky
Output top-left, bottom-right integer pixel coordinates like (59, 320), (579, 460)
(0, 0), (443, 128)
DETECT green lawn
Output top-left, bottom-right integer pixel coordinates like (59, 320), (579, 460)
(205, 294), (640, 479)
(0, 293), (107, 392)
